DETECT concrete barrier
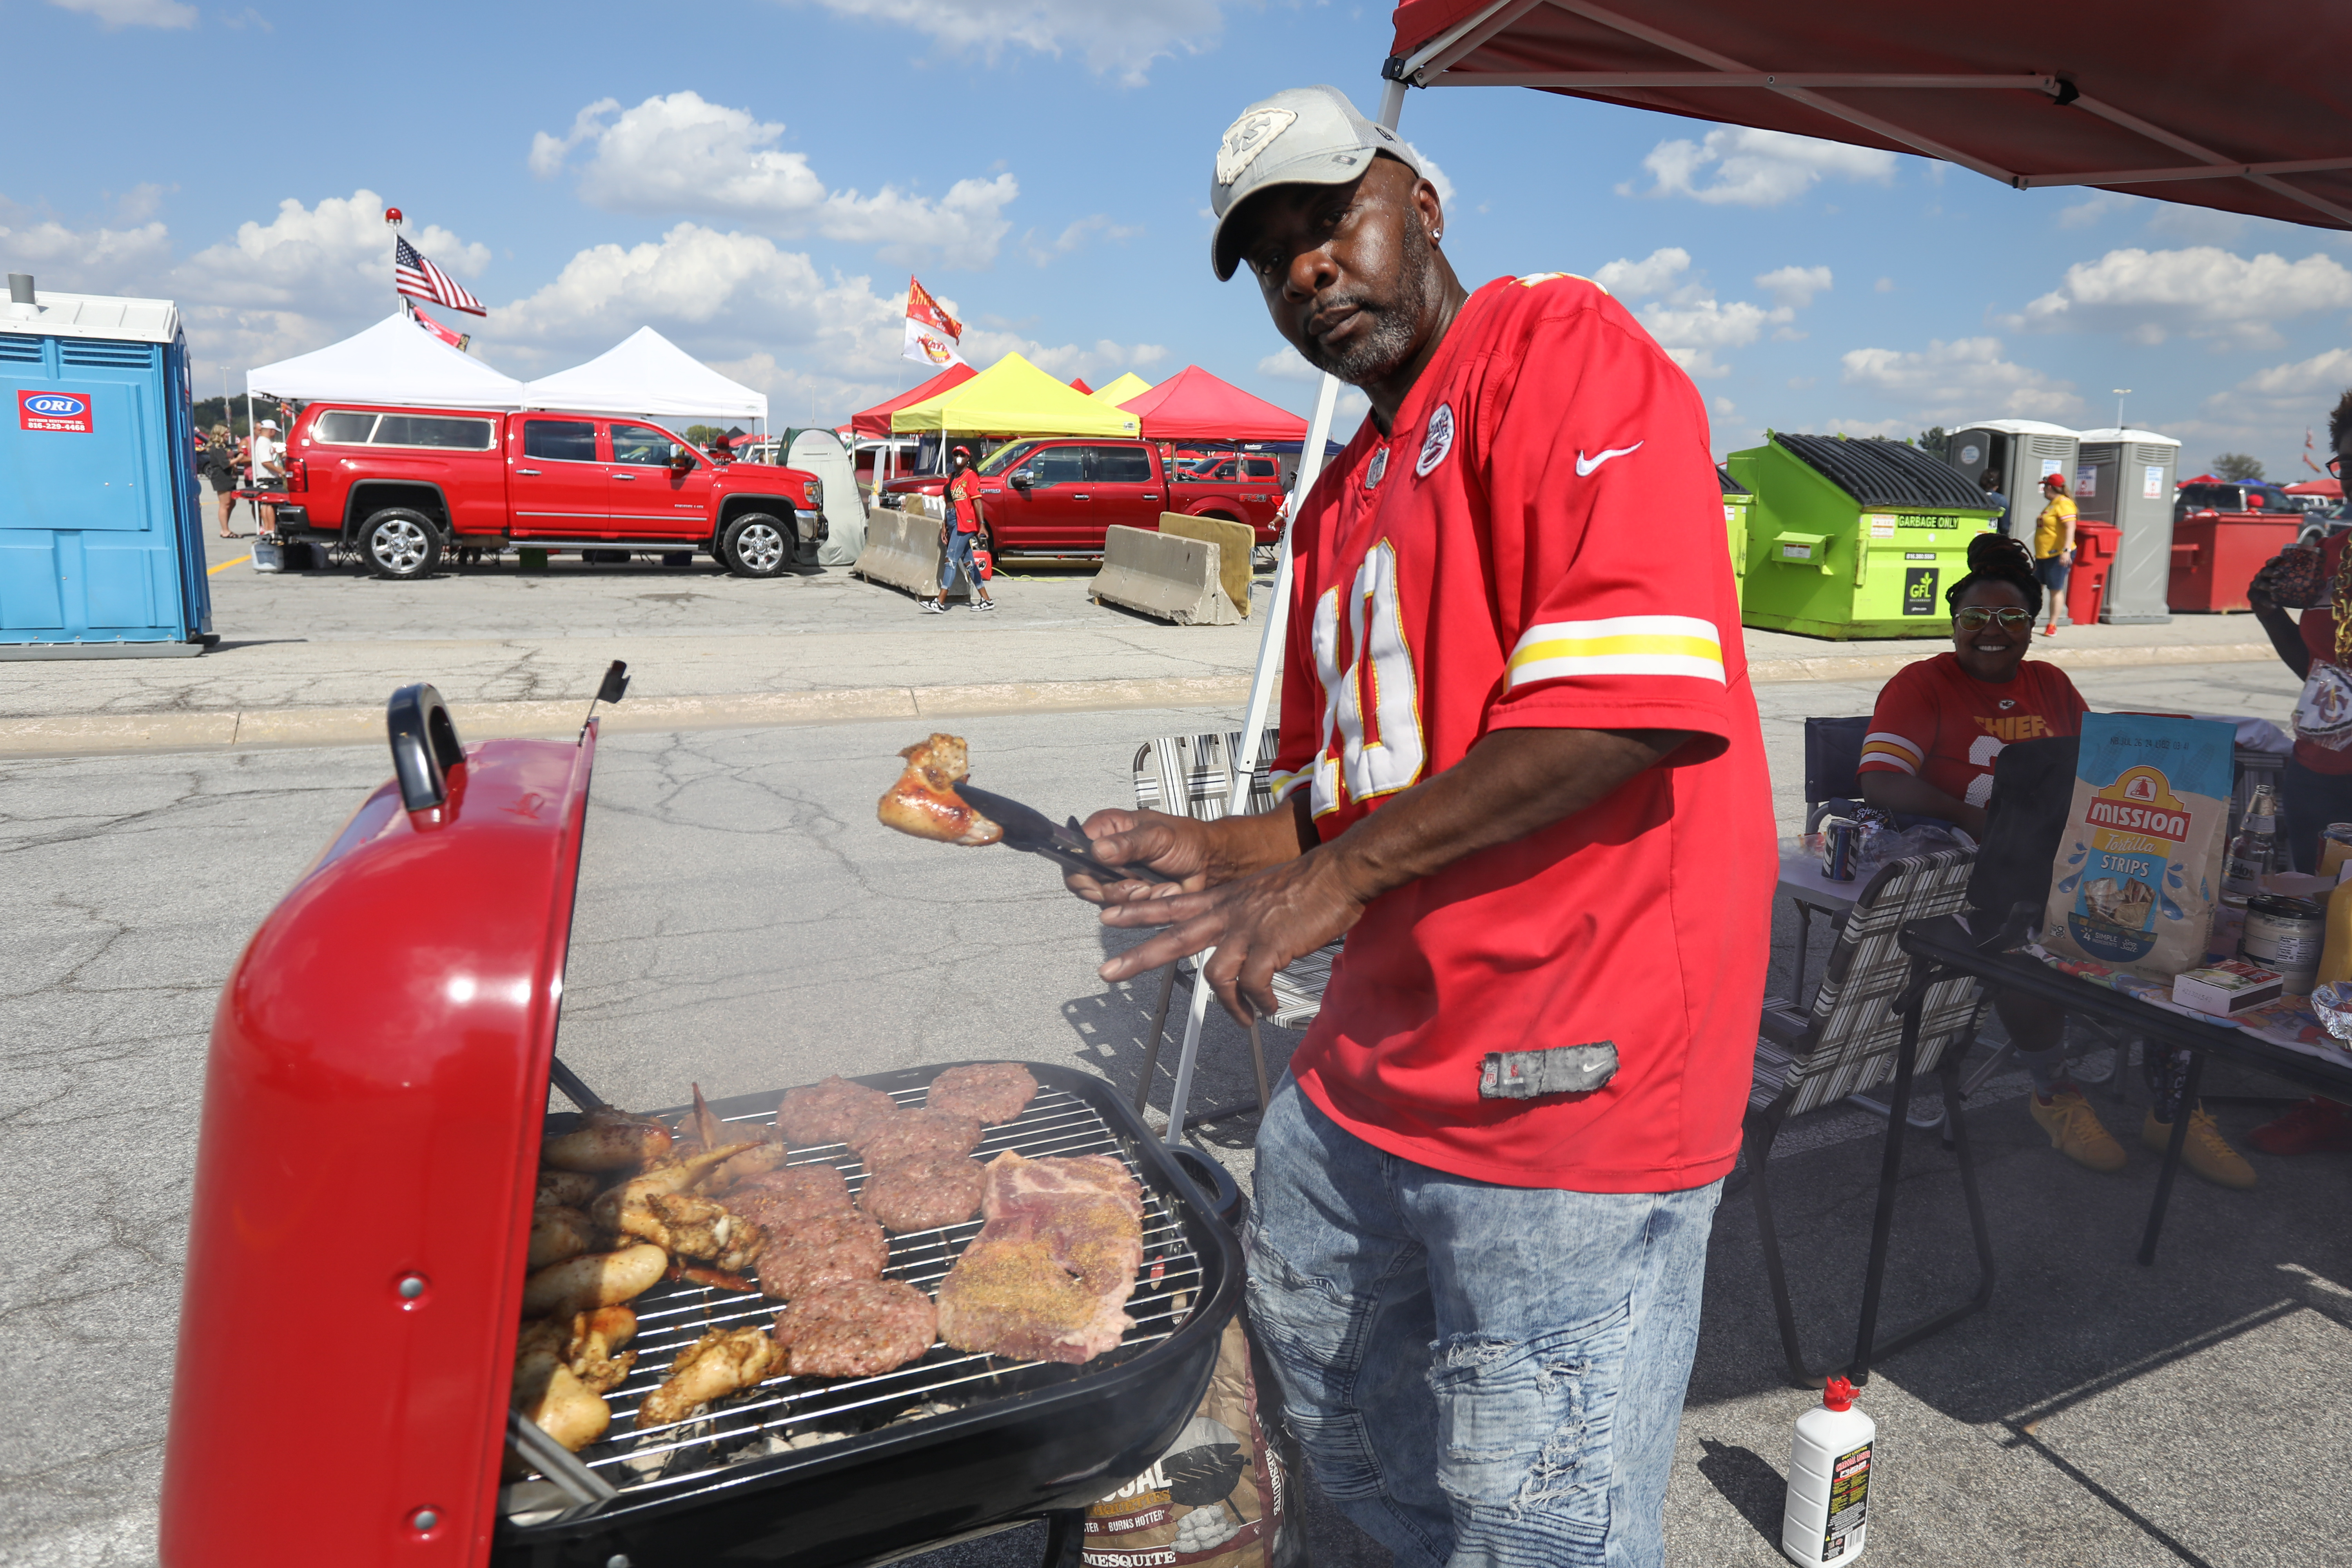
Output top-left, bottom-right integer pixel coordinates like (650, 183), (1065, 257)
(1156, 513), (1254, 618)
(850, 500), (966, 599)
(1089, 525), (1238, 626)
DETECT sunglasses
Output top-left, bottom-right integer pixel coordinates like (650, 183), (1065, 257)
(1955, 607), (2033, 630)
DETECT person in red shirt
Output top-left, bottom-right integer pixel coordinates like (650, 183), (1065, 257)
(928, 444), (995, 614)
(2245, 388), (2352, 1155)
(1061, 86), (1772, 1567)
(1860, 533), (2253, 1188)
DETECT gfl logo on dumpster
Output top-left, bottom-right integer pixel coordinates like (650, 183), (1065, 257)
(19, 390), (94, 432)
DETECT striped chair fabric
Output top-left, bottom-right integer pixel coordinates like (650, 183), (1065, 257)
(1753, 848), (1984, 1118)
(1132, 730), (1339, 1030)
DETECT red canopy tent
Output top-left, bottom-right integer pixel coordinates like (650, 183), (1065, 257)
(2286, 479), (2343, 499)
(1120, 365), (1311, 443)
(1069, 376), (1095, 394)
(1383, 1), (2350, 230)
(849, 362), (978, 438)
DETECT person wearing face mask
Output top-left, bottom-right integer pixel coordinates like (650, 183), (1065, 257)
(1858, 532), (2254, 1188)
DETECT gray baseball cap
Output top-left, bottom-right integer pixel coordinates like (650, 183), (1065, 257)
(1209, 85), (1422, 282)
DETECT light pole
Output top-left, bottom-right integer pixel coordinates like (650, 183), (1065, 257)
(2113, 388), (2132, 429)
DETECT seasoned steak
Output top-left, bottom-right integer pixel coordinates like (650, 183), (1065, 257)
(756, 1210), (888, 1301)
(727, 1163), (853, 1232)
(852, 1108), (982, 1167)
(777, 1076), (898, 1148)
(927, 1062), (1039, 1126)
(934, 1152), (1147, 1365)
(860, 1151), (987, 1234)
(772, 1278), (938, 1379)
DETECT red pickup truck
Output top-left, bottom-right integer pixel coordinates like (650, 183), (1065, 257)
(882, 437), (1286, 557)
(261, 402), (825, 580)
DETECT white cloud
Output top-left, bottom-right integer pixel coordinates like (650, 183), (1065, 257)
(1840, 336), (2083, 423)
(960, 327), (1166, 384)
(1593, 247), (1798, 377)
(45, 0), (194, 27)
(2018, 246), (2352, 350)
(1632, 127), (1896, 207)
(1023, 214), (1142, 265)
(1258, 346), (1319, 382)
(2196, 348), (2352, 458)
(1824, 417), (1914, 440)
(785, 0), (1221, 85)
(1874, 276), (1895, 293)
(0, 209), (173, 297)
(1405, 144), (1456, 208)
(2057, 191), (2134, 230)
(1755, 264), (1831, 309)
(532, 93), (1019, 267)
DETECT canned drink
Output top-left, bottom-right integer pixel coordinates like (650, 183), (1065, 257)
(1820, 817), (1862, 882)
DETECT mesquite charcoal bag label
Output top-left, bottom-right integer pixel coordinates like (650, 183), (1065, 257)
(2041, 713), (2234, 977)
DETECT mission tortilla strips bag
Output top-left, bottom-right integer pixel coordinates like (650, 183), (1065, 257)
(1082, 1316), (1296, 1568)
(2039, 713), (2236, 978)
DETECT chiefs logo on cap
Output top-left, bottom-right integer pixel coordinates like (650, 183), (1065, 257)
(1217, 107), (1298, 187)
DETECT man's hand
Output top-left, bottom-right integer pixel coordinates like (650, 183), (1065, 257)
(1096, 851), (1368, 1022)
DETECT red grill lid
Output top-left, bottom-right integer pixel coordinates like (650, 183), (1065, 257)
(162, 724), (597, 1567)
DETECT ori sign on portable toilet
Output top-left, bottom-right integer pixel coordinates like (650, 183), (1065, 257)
(0, 276), (214, 657)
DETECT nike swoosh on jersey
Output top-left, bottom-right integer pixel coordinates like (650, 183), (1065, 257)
(1575, 441), (1644, 476)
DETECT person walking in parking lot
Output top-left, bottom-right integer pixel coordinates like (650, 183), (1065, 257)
(928, 445), (996, 613)
(203, 423), (243, 537)
(2032, 470), (2076, 636)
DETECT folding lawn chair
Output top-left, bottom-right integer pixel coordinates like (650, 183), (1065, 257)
(1129, 730), (1341, 1122)
(1746, 846), (1998, 1388)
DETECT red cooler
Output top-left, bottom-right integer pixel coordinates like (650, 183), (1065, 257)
(2169, 512), (2299, 613)
(2065, 520), (2118, 625)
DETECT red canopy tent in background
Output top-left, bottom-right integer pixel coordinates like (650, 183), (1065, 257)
(1069, 377), (1095, 394)
(1120, 365), (1310, 443)
(1154, 0), (2352, 1143)
(848, 362), (978, 438)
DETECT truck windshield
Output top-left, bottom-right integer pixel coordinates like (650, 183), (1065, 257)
(977, 442), (1039, 476)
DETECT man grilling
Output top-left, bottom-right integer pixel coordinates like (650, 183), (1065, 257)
(1063, 87), (1772, 1567)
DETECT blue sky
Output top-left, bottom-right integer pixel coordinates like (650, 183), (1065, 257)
(8, 0), (2350, 477)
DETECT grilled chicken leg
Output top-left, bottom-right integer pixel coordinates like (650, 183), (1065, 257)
(514, 1321), (611, 1452)
(637, 1326), (784, 1428)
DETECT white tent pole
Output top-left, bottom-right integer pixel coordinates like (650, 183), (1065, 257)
(1161, 83), (1403, 1147)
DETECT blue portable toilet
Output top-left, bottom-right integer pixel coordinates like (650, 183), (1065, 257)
(0, 274), (215, 656)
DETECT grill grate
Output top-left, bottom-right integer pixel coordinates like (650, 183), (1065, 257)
(521, 1081), (1207, 1508)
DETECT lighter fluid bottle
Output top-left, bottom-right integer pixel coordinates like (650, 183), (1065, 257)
(1781, 1376), (1876, 1564)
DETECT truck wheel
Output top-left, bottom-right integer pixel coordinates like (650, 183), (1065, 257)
(722, 513), (792, 578)
(360, 508), (442, 580)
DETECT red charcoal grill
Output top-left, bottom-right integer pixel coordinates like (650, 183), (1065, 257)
(158, 682), (1242, 1567)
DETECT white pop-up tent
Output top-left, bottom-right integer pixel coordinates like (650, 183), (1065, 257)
(521, 327), (768, 422)
(245, 312), (525, 407)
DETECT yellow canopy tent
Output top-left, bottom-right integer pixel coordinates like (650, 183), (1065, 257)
(889, 351), (1139, 437)
(1090, 372), (1153, 406)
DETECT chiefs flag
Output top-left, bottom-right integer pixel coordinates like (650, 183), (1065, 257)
(902, 276), (966, 368)
(408, 304), (471, 353)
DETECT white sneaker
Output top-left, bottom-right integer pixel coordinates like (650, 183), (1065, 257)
(920, 599), (948, 614)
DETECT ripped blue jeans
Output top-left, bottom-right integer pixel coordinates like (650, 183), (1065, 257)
(1245, 1075), (1721, 1568)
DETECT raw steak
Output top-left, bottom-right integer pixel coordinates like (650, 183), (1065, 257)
(853, 1108), (982, 1167)
(772, 1278), (939, 1379)
(935, 1151), (1145, 1365)
(927, 1062), (1039, 1125)
(860, 1151), (986, 1234)
(756, 1210), (888, 1301)
(777, 1076), (898, 1147)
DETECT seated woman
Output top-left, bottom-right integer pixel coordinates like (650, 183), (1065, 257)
(1856, 533), (2254, 1188)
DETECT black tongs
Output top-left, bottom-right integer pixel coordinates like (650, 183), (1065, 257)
(953, 782), (1175, 886)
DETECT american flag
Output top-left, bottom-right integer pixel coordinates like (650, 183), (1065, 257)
(394, 235), (485, 316)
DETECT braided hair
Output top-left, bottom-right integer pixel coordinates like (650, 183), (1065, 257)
(1943, 531), (2042, 616)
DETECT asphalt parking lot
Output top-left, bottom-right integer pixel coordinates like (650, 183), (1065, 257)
(5, 530), (2347, 1567)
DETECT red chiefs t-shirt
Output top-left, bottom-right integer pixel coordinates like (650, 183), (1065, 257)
(948, 469), (982, 532)
(1858, 653), (2087, 808)
(1268, 273), (1775, 1194)
(2295, 533), (2352, 775)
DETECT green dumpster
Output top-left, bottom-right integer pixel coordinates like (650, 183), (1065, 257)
(1729, 433), (2000, 639)
(1719, 466), (1752, 610)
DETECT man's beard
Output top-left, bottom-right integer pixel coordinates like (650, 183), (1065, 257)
(1298, 219), (1443, 387)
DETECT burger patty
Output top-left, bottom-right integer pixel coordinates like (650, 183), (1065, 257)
(772, 1278), (938, 1379)
(853, 1108), (983, 1167)
(860, 1151), (987, 1234)
(927, 1062), (1039, 1126)
(777, 1076), (898, 1147)
(726, 1163), (853, 1232)
(756, 1210), (889, 1301)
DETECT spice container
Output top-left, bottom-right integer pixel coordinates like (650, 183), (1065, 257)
(2241, 893), (2327, 995)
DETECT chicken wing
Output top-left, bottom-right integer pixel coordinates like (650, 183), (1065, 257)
(563, 1305), (639, 1395)
(877, 733), (1002, 846)
(646, 1192), (766, 1273)
(591, 1139), (766, 1244)
(528, 1204), (600, 1271)
(514, 1321), (611, 1452)
(543, 1106), (676, 1172)
(636, 1325), (784, 1429)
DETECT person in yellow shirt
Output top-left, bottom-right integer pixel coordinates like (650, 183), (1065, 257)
(2031, 471), (2077, 637)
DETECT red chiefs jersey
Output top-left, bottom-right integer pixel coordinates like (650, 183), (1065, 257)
(1858, 653), (2087, 808)
(2295, 532), (2352, 775)
(1268, 273), (1774, 1193)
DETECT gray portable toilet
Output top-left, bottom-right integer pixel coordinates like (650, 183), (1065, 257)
(1, 278), (213, 657)
(2072, 426), (2180, 624)
(1945, 419), (2081, 547)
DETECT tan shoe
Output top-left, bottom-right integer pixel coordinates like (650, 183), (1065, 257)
(2029, 1087), (2127, 1172)
(2142, 1106), (2256, 1189)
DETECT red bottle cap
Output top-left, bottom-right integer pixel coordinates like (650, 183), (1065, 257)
(1823, 1377), (1857, 1412)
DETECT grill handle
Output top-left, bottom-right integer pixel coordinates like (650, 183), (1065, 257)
(506, 1409), (618, 1505)
(386, 682), (465, 811)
